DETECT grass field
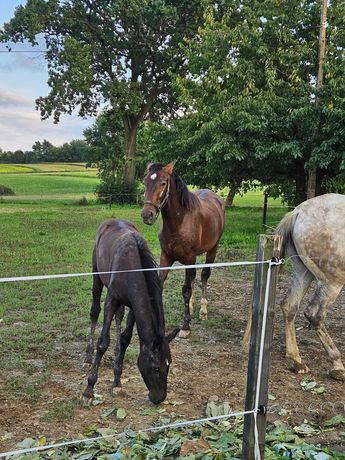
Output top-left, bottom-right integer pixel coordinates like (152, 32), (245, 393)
(0, 163), (96, 173)
(0, 163), (99, 202)
(0, 199), (286, 357)
(0, 160), (287, 349)
(0, 164), (291, 452)
(2, 165), (345, 458)
(0, 162), (284, 209)
(0, 164), (35, 173)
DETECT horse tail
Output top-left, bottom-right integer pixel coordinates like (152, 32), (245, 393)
(275, 209), (299, 259)
(133, 233), (165, 338)
(242, 208), (299, 352)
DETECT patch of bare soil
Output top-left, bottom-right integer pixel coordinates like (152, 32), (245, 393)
(1, 268), (345, 454)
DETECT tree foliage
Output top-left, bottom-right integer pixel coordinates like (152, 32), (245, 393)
(0, 0), (205, 195)
(0, 139), (91, 163)
(144, 0), (345, 204)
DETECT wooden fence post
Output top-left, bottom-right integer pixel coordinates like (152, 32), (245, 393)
(242, 234), (282, 459)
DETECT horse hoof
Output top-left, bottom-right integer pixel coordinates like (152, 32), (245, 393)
(111, 386), (126, 396)
(199, 312), (208, 321)
(294, 362), (309, 374)
(82, 361), (92, 370)
(81, 395), (93, 406)
(329, 369), (345, 381)
(178, 329), (191, 339)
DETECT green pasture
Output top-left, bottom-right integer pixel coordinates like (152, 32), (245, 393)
(0, 164), (289, 452)
(0, 200), (286, 362)
(0, 164), (287, 339)
(0, 163), (96, 173)
(0, 163), (99, 203)
(0, 164), (35, 173)
(0, 173), (99, 202)
(0, 163), (283, 210)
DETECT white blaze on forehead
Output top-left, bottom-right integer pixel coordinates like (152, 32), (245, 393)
(150, 173), (157, 180)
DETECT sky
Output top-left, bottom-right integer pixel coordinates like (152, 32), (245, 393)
(0, 1), (95, 152)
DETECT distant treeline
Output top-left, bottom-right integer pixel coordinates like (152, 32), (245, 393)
(0, 139), (92, 164)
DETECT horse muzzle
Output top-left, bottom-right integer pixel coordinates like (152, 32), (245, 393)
(141, 207), (158, 225)
(148, 389), (166, 405)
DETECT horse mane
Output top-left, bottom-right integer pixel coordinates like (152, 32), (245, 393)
(132, 232), (166, 338)
(148, 163), (197, 211)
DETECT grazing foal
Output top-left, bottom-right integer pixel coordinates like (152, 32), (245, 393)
(83, 219), (178, 404)
(141, 162), (225, 337)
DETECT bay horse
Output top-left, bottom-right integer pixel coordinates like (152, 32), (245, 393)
(276, 193), (345, 380)
(141, 162), (225, 338)
(83, 219), (179, 405)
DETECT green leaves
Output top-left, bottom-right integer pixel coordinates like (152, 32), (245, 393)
(324, 415), (345, 427)
(116, 408), (127, 420)
(10, 420), (344, 460)
(300, 378), (326, 395)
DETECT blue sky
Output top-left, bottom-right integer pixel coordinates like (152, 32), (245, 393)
(0, 1), (94, 152)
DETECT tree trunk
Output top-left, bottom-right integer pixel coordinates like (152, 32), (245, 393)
(307, 167), (317, 199)
(225, 186), (238, 207)
(316, 169), (326, 196)
(295, 169), (307, 205)
(123, 114), (138, 186)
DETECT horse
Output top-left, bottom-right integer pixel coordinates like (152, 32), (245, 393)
(275, 193), (345, 380)
(83, 219), (179, 405)
(141, 161), (225, 338)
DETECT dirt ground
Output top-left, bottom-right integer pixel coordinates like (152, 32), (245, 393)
(1, 267), (345, 454)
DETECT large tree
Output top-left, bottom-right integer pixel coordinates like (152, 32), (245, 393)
(0, 0), (204, 189)
(156, 0), (345, 204)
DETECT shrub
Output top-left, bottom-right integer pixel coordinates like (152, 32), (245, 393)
(0, 185), (15, 196)
(96, 177), (140, 205)
(322, 173), (345, 194)
(75, 196), (89, 206)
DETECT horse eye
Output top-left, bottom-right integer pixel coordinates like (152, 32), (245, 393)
(161, 181), (166, 187)
(154, 367), (160, 373)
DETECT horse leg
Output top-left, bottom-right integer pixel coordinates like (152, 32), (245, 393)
(179, 267), (197, 338)
(84, 272), (103, 365)
(112, 309), (135, 393)
(280, 264), (314, 374)
(304, 281), (345, 381)
(159, 251), (173, 286)
(83, 293), (114, 403)
(200, 245), (218, 320)
(112, 304), (125, 384)
(189, 279), (195, 316)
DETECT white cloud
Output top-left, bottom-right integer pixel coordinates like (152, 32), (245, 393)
(0, 33), (95, 152)
(0, 104), (94, 151)
(0, 90), (33, 107)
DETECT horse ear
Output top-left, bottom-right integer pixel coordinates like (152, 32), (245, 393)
(145, 163), (154, 174)
(163, 160), (177, 175)
(165, 328), (180, 343)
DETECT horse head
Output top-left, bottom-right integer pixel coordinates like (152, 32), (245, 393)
(141, 161), (176, 225)
(138, 328), (179, 404)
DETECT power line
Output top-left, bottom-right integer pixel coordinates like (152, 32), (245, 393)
(0, 50), (47, 53)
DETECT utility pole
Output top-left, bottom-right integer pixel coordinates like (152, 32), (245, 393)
(307, 0), (328, 199)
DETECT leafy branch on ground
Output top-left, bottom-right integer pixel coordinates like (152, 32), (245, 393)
(9, 417), (345, 460)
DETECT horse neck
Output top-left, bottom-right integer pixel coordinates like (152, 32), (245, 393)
(161, 179), (188, 228)
(128, 274), (163, 346)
